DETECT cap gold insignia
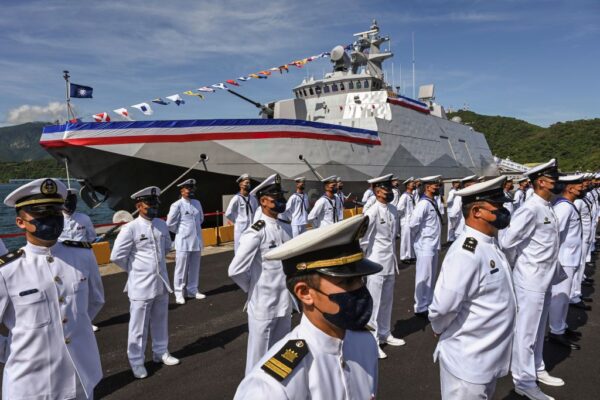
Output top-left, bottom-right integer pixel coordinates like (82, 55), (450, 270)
(296, 262), (307, 271)
(275, 174), (281, 184)
(40, 179), (57, 195)
(296, 341), (304, 348)
(281, 349), (299, 363)
(490, 260), (496, 269)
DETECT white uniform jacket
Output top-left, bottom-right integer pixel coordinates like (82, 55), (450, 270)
(503, 191), (515, 215)
(234, 315), (378, 400)
(286, 192), (310, 226)
(446, 189), (457, 213)
(576, 198), (594, 245)
(307, 195), (339, 228)
(525, 187), (534, 200)
(429, 227), (516, 384)
(390, 188), (401, 209)
(228, 215), (293, 320)
(226, 193), (258, 228)
(409, 196), (442, 255)
(361, 188), (374, 204)
(361, 201), (399, 275)
(110, 216), (173, 300)
(362, 196), (376, 213)
(0, 242), (104, 399)
(397, 192), (415, 226)
(166, 197), (204, 251)
(512, 189), (525, 210)
(553, 199), (582, 267)
(500, 193), (561, 292)
(59, 211), (96, 243)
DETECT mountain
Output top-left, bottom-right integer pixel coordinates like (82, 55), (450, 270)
(0, 122), (52, 162)
(447, 111), (600, 171)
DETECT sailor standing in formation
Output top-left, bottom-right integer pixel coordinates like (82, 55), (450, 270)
(512, 177), (528, 210)
(397, 177), (416, 263)
(525, 179), (535, 200)
(571, 174), (595, 309)
(0, 178), (105, 399)
(228, 174), (293, 375)
(429, 176), (516, 400)
(234, 215), (380, 400)
(390, 177), (402, 236)
(285, 177), (310, 237)
(110, 186), (180, 379)
(225, 174), (258, 252)
(500, 159), (564, 400)
(445, 179), (461, 243)
(447, 175), (478, 238)
(360, 174), (405, 359)
(167, 178), (206, 305)
(409, 175), (443, 316)
(307, 176), (340, 228)
(335, 177), (345, 221)
(58, 189), (97, 243)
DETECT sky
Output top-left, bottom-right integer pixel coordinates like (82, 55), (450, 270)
(1, 0), (598, 127)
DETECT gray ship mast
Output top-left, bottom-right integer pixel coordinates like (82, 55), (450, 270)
(348, 20), (393, 81)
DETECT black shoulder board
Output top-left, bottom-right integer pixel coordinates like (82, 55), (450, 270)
(0, 249), (24, 267)
(277, 218), (291, 224)
(251, 220), (265, 232)
(462, 237), (478, 253)
(261, 339), (309, 382)
(62, 240), (93, 249)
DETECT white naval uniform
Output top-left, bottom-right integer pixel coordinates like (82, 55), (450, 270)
(335, 192), (345, 221)
(225, 193), (259, 251)
(361, 188), (374, 204)
(362, 195), (377, 213)
(397, 191), (416, 260)
(571, 197), (594, 303)
(307, 195), (339, 229)
(286, 192), (310, 237)
(445, 188), (457, 242)
(233, 315), (378, 400)
(500, 193), (561, 390)
(167, 197), (204, 299)
(0, 239), (7, 256)
(585, 190), (598, 259)
(512, 189), (526, 210)
(361, 201), (399, 342)
(448, 195), (465, 238)
(430, 227), (516, 400)
(0, 242), (105, 400)
(549, 198), (582, 335)
(110, 216), (173, 367)
(525, 187), (534, 200)
(228, 214), (293, 374)
(409, 195), (442, 313)
(59, 211), (97, 243)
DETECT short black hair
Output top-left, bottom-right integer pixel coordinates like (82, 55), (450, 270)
(285, 273), (320, 300)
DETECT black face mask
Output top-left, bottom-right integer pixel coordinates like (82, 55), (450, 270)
(26, 214), (64, 241)
(146, 206), (159, 219)
(384, 192), (394, 202)
(317, 285), (373, 331)
(550, 182), (563, 195)
(331, 187), (338, 194)
(489, 207), (511, 230)
(298, 184), (305, 191)
(433, 188), (440, 196)
(338, 186), (344, 191)
(272, 198), (287, 214)
(63, 195), (77, 214)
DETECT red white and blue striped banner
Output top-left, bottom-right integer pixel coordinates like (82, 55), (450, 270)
(40, 119), (381, 148)
(387, 95), (430, 115)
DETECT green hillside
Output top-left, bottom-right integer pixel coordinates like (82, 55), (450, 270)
(0, 122), (51, 162)
(448, 111), (600, 171)
(0, 159), (66, 183)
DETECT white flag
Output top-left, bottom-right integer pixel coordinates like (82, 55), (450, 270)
(198, 86), (215, 93)
(113, 108), (133, 121)
(237, 77), (251, 82)
(211, 83), (228, 90)
(166, 94), (185, 105)
(131, 102), (154, 115)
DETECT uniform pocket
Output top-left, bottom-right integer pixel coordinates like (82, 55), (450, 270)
(72, 281), (90, 316)
(11, 290), (51, 329)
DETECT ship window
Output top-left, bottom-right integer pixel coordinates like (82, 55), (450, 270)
(364, 80), (370, 88)
(340, 82), (345, 91)
(356, 81), (362, 89)
(303, 89), (308, 96)
(309, 87), (314, 95)
(348, 81), (354, 90)
(332, 84), (338, 92)
(296, 90), (302, 98)
(323, 85), (330, 93)
(315, 86), (322, 95)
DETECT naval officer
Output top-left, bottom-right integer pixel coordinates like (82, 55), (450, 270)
(447, 175), (478, 238)
(58, 189), (97, 243)
(228, 174), (293, 375)
(285, 177), (310, 237)
(525, 179), (535, 200)
(234, 215), (380, 399)
(409, 175), (443, 316)
(513, 177), (528, 210)
(0, 178), (105, 399)
(429, 176), (516, 400)
(503, 178), (515, 215)
(307, 176), (340, 228)
(360, 174), (404, 359)
(110, 186), (180, 379)
(445, 179), (461, 243)
(361, 183), (375, 204)
(166, 178), (206, 305)
(548, 174), (585, 350)
(500, 159), (564, 400)
(225, 174), (259, 251)
(398, 177), (416, 263)
(335, 177), (345, 221)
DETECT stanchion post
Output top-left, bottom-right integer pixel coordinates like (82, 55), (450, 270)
(216, 210), (221, 246)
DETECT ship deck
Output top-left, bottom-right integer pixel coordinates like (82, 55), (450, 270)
(1, 238), (598, 399)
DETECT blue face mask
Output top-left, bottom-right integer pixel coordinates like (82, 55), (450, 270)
(146, 206), (159, 219)
(315, 285), (373, 331)
(25, 215), (64, 241)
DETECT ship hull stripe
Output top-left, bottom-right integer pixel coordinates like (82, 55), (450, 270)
(387, 98), (430, 114)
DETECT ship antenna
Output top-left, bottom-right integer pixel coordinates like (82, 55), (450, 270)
(63, 70), (75, 121)
(412, 32), (416, 98)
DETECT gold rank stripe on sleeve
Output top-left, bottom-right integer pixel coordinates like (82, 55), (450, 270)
(0, 249), (24, 266)
(261, 340), (309, 382)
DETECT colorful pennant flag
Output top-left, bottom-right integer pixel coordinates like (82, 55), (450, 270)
(152, 98), (170, 105)
(132, 102), (154, 115)
(113, 108), (133, 121)
(278, 65), (289, 73)
(212, 83), (228, 90)
(93, 112), (111, 122)
(198, 86), (216, 93)
(238, 77), (251, 81)
(183, 90), (205, 100)
(166, 94), (185, 105)
(226, 79), (240, 87)
(258, 70), (271, 76)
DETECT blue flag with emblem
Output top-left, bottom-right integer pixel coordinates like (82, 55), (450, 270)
(70, 83), (93, 98)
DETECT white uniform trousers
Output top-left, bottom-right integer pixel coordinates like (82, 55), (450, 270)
(440, 360), (497, 400)
(366, 274), (395, 341)
(234, 225), (245, 252)
(75, 377), (93, 400)
(128, 294), (169, 366)
(511, 287), (550, 389)
(414, 251), (439, 313)
(245, 315), (291, 375)
(400, 223), (415, 260)
(174, 250), (201, 299)
(291, 224), (306, 237)
(570, 242), (590, 303)
(447, 223), (456, 243)
(549, 266), (577, 334)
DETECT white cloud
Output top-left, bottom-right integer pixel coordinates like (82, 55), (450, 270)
(6, 102), (70, 124)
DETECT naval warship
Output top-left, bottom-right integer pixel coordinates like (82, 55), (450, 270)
(40, 21), (497, 216)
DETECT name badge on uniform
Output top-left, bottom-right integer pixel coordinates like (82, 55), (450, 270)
(269, 240), (277, 249)
(19, 288), (39, 296)
(543, 217), (551, 224)
(490, 259), (499, 274)
(380, 219), (385, 224)
(140, 234), (148, 241)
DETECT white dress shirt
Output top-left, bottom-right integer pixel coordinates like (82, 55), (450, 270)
(307, 195), (339, 228)
(225, 193), (259, 228)
(286, 192), (310, 226)
(397, 192), (415, 226)
(361, 201), (399, 275)
(59, 211), (97, 243)
(553, 199), (583, 267)
(166, 197), (204, 251)
(409, 196), (442, 255)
